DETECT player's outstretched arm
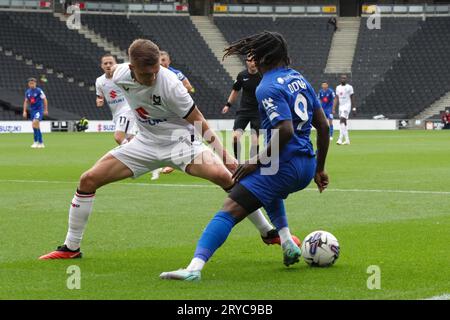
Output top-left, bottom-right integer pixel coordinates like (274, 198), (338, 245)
(312, 107), (330, 192)
(332, 95), (339, 114)
(96, 95), (104, 107)
(184, 106), (237, 171)
(43, 97), (48, 117)
(22, 99), (28, 119)
(222, 90), (239, 114)
(182, 78), (194, 93)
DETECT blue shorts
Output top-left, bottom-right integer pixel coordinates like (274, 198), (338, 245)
(30, 109), (43, 121)
(323, 107), (333, 120)
(240, 155), (316, 207)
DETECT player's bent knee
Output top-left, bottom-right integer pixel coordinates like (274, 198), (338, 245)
(79, 171), (100, 193)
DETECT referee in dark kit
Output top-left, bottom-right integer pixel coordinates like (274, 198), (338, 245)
(222, 56), (261, 162)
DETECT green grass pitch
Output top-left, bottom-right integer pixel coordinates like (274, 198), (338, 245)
(0, 130), (449, 300)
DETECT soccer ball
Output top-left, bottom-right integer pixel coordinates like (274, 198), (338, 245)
(301, 231), (340, 267)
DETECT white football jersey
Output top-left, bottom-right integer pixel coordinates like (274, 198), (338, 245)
(112, 63), (195, 143)
(95, 74), (132, 120)
(335, 84), (354, 108)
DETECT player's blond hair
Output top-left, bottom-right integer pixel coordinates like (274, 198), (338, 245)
(128, 39), (160, 67)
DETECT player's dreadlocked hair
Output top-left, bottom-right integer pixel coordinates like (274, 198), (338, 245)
(223, 31), (290, 69)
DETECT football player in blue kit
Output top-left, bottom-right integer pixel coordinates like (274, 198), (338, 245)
(318, 82), (335, 140)
(161, 31), (330, 281)
(23, 77), (48, 148)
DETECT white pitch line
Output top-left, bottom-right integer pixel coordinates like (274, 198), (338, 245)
(1, 179), (450, 195)
(423, 293), (450, 300)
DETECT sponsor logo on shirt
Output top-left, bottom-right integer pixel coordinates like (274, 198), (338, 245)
(135, 106), (167, 125)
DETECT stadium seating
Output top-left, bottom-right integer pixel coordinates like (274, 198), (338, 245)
(352, 17), (421, 118)
(1, 11), (450, 121)
(81, 14), (233, 118)
(0, 11), (112, 119)
(359, 17), (450, 119)
(0, 12), (107, 86)
(0, 51), (111, 120)
(214, 16), (334, 90)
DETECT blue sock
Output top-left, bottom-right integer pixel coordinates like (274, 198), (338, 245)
(194, 211), (237, 262)
(32, 128), (38, 142)
(37, 129), (43, 143)
(264, 199), (288, 230)
(330, 124), (334, 137)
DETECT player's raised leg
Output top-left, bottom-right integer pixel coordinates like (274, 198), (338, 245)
(39, 153), (133, 259)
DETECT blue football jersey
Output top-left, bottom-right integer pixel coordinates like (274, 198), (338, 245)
(318, 88), (335, 112)
(168, 66), (186, 82)
(256, 67), (321, 161)
(25, 87), (46, 111)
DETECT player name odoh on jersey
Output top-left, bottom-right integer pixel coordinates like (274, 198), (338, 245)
(287, 79), (307, 93)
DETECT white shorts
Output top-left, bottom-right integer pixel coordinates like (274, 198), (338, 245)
(114, 113), (137, 136)
(339, 106), (351, 120)
(109, 135), (208, 177)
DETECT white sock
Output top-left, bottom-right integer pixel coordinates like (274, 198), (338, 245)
(344, 125), (349, 141)
(64, 191), (95, 250)
(247, 209), (274, 237)
(339, 123), (345, 140)
(279, 227), (293, 245)
(187, 257), (205, 272)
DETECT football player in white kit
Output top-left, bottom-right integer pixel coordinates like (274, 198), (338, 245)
(333, 75), (356, 145)
(96, 54), (137, 145)
(39, 39), (297, 260)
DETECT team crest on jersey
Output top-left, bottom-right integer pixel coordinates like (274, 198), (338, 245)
(153, 95), (161, 105)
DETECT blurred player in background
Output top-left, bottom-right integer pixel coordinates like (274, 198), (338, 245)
(222, 56), (261, 162)
(318, 82), (335, 140)
(96, 54), (137, 145)
(39, 39), (298, 260)
(23, 77), (48, 148)
(160, 50), (194, 94)
(333, 75), (355, 145)
(161, 31), (330, 281)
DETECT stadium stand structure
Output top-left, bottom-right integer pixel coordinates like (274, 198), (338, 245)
(0, 50), (110, 120)
(1, 12), (450, 121)
(359, 17), (450, 119)
(352, 17), (422, 117)
(81, 14), (233, 119)
(0, 11), (111, 119)
(214, 16), (334, 91)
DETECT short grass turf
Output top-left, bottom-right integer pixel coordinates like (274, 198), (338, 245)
(0, 130), (449, 300)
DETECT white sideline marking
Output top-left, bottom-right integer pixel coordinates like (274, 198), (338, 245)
(423, 293), (450, 300)
(1, 179), (450, 195)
